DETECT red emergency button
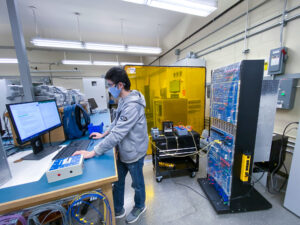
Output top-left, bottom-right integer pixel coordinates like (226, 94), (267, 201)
(57, 174), (61, 176)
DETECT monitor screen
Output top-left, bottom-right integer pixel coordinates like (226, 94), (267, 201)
(88, 98), (98, 110)
(7, 100), (62, 144)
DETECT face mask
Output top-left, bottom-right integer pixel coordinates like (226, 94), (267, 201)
(109, 85), (121, 98)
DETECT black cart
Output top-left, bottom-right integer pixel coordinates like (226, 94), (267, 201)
(151, 131), (200, 182)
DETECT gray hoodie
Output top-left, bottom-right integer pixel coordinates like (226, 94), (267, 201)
(93, 90), (148, 163)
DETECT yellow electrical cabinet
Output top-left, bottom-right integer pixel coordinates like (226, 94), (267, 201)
(125, 65), (206, 154)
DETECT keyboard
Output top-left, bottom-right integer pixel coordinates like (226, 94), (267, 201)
(52, 139), (91, 160)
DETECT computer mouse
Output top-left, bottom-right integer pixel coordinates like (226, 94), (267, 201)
(89, 134), (97, 139)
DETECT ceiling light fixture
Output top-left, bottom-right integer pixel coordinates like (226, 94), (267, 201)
(122, 0), (146, 4)
(122, 0), (217, 17)
(31, 38), (162, 55)
(61, 60), (144, 66)
(93, 61), (120, 66)
(0, 58), (18, 63)
(85, 43), (125, 52)
(61, 60), (92, 65)
(120, 62), (144, 66)
(31, 38), (83, 49)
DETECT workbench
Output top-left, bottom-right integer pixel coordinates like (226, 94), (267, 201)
(0, 111), (117, 224)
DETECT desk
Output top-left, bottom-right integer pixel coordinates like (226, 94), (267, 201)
(0, 111), (117, 224)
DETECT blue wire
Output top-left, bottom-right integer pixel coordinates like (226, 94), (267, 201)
(69, 192), (112, 225)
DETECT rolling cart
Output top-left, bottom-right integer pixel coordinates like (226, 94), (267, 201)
(151, 130), (200, 182)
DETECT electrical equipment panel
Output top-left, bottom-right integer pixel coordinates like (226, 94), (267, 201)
(277, 79), (297, 109)
(200, 60), (271, 213)
(46, 155), (84, 183)
(268, 47), (288, 75)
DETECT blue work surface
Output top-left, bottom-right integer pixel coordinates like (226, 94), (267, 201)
(0, 111), (116, 205)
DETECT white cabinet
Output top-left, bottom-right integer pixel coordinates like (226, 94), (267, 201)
(82, 78), (108, 110)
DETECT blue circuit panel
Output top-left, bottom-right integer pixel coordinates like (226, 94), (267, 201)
(49, 155), (82, 171)
(211, 81), (239, 124)
(208, 62), (241, 203)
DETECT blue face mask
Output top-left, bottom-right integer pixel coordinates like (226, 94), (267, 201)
(109, 85), (121, 98)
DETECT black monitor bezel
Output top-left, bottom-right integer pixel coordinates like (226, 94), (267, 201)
(6, 99), (62, 145)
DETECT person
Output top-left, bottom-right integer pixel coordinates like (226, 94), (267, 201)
(73, 67), (148, 224)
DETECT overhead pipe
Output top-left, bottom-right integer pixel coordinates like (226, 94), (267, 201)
(180, 0), (270, 53)
(196, 13), (300, 58)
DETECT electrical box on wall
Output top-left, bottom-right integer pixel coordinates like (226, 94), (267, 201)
(268, 47), (288, 75)
(277, 79), (297, 110)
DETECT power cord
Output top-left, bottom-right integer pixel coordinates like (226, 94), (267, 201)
(68, 190), (112, 225)
(0, 214), (27, 225)
(27, 203), (68, 225)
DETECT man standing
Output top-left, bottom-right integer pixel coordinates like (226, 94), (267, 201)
(73, 67), (148, 223)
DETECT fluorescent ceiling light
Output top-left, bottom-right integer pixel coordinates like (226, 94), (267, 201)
(31, 38), (83, 49)
(62, 60), (92, 65)
(123, 0), (146, 4)
(120, 62), (144, 66)
(31, 38), (161, 55)
(93, 61), (120, 66)
(122, 0), (217, 17)
(0, 58), (18, 63)
(85, 43), (126, 52)
(127, 46), (162, 54)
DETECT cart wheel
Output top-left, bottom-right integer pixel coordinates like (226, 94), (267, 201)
(190, 172), (196, 178)
(156, 177), (163, 183)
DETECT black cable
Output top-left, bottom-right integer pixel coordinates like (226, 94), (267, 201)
(270, 122), (299, 193)
(279, 162), (289, 192)
(49, 130), (52, 146)
(230, 171), (266, 201)
(174, 181), (209, 201)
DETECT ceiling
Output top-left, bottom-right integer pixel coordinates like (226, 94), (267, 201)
(0, 0), (187, 48)
(0, 0), (240, 59)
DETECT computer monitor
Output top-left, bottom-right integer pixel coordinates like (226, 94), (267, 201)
(6, 100), (62, 155)
(88, 98), (98, 113)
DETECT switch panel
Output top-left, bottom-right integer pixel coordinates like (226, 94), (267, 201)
(268, 47), (288, 75)
(277, 79), (297, 110)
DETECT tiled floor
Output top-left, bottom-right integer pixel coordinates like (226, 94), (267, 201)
(116, 156), (300, 225)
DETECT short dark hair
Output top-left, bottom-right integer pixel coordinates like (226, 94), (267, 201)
(105, 67), (131, 91)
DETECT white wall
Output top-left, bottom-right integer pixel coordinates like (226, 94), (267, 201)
(145, 0), (300, 138)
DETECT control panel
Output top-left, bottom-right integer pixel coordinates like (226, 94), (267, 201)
(208, 62), (240, 203)
(46, 155), (84, 183)
(277, 79), (297, 110)
(268, 47), (288, 75)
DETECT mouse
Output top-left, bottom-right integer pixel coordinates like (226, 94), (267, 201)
(89, 134), (97, 139)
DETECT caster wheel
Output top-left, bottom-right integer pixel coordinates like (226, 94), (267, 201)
(156, 177), (163, 183)
(190, 172), (196, 178)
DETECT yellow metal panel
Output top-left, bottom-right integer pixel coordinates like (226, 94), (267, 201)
(240, 154), (251, 182)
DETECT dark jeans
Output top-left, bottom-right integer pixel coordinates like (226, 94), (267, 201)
(113, 156), (146, 213)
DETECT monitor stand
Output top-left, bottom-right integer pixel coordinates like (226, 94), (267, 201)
(22, 136), (61, 160)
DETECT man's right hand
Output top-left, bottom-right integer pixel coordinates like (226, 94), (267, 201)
(89, 132), (105, 139)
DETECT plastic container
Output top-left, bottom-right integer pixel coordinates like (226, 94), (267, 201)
(88, 122), (104, 134)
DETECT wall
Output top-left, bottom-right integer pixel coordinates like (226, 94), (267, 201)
(145, 0), (300, 138)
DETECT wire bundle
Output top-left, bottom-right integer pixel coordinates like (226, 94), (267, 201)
(27, 203), (68, 225)
(151, 133), (221, 158)
(0, 214), (27, 225)
(68, 191), (112, 225)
